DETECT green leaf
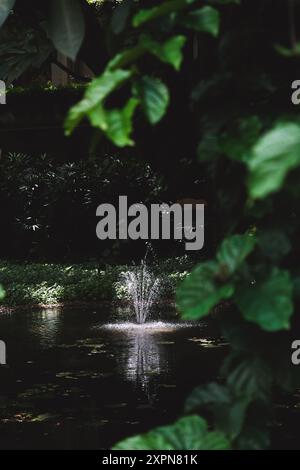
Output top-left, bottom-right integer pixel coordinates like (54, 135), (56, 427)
(220, 116), (263, 163)
(185, 383), (248, 440)
(237, 426), (270, 450)
(236, 268), (294, 332)
(105, 98), (139, 147)
(176, 261), (234, 320)
(134, 76), (170, 124)
(0, 285), (5, 301)
(247, 122), (300, 199)
(258, 229), (291, 262)
(181, 6), (220, 37)
(48, 0), (85, 60)
(185, 383), (230, 413)
(132, 0), (196, 28)
(65, 69), (132, 135)
(0, 0), (15, 28)
(112, 415), (230, 450)
(111, 0), (132, 34)
(144, 35), (186, 71)
(217, 234), (256, 275)
(227, 357), (271, 401)
(275, 43), (300, 57)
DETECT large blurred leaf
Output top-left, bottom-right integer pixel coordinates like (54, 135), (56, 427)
(247, 122), (300, 199)
(227, 357), (271, 402)
(111, 0), (132, 34)
(134, 76), (170, 124)
(91, 98), (139, 147)
(185, 383), (230, 413)
(132, 0), (196, 28)
(177, 261), (234, 320)
(65, 69), (132, 134)
(0, 285), (5, 302)
(236, 268), (294, 331)
(181, 6), (220, 37)
(113, 415), (230, 450)
(220, 116), (263, 163)
(217, 234), (256, 275)
(0, 0), (15, 28)
(258, 229), (291, 262)
(143, 35), (187, 71)
(48, 0), (85, 60)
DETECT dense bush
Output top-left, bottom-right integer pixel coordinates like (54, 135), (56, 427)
(0, 152), (165, 261)
(0, 258), (189, 307)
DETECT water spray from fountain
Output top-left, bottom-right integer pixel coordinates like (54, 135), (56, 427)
(123, 246), (161, 324)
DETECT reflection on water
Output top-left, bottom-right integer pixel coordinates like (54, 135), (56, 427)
(103, 322), (195, 403)
(0, 307), (224, 450)
(126, 329), (161, 395)
(29, 308), (61, 349)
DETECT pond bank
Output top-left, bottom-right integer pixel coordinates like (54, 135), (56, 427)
(0, 299), (176, 315)
(0, 259), (190, 309)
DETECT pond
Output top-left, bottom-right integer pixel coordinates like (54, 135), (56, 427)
(0, 305), (225, 450)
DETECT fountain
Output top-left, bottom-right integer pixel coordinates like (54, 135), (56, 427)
(123, 260), (160, 324)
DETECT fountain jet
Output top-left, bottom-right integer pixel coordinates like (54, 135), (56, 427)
(123, 261), (160, 324)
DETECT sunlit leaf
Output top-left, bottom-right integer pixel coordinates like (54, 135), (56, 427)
(0, 285), (5, 301)
(65, 69), (132, 134)
(247, 122), (300, 199)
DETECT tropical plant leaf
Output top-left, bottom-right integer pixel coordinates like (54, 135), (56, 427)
(220, 116), (263, 163)
(112, 415), (230, 450)
(217, 234), (256, 275)
(142, 35), (187, 71)
(134, 76), (170, 124)
(65, 69), (132, 134)
(176, 261), (234, 320)
(0, 0), (15, 29)
(258, 229), (291, 262)
(185, 383), (230, 413)
(132, 0), (196, 28)
(104, 98), (139, 147)
(0, 285), (5, 301)
(247, 122), (300, 199)
(111, 0), (133, 34)
(236, 268), (294, 331)
(181, 6), (220, 37)
(227, 357), (272, 401)
(48, 0), (85, 60)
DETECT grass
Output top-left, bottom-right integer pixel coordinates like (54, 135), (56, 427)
(0, 258), (191, 307)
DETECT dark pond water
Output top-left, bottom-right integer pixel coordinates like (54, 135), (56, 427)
(0, 306), (226, 450)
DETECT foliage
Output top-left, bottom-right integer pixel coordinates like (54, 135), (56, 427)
(2, 0), (300, 451)
(112, 415), (230, 450)
(0, 152), (164, 261)
(55, 0), (300, 450)
(0, 258), (188, 307)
